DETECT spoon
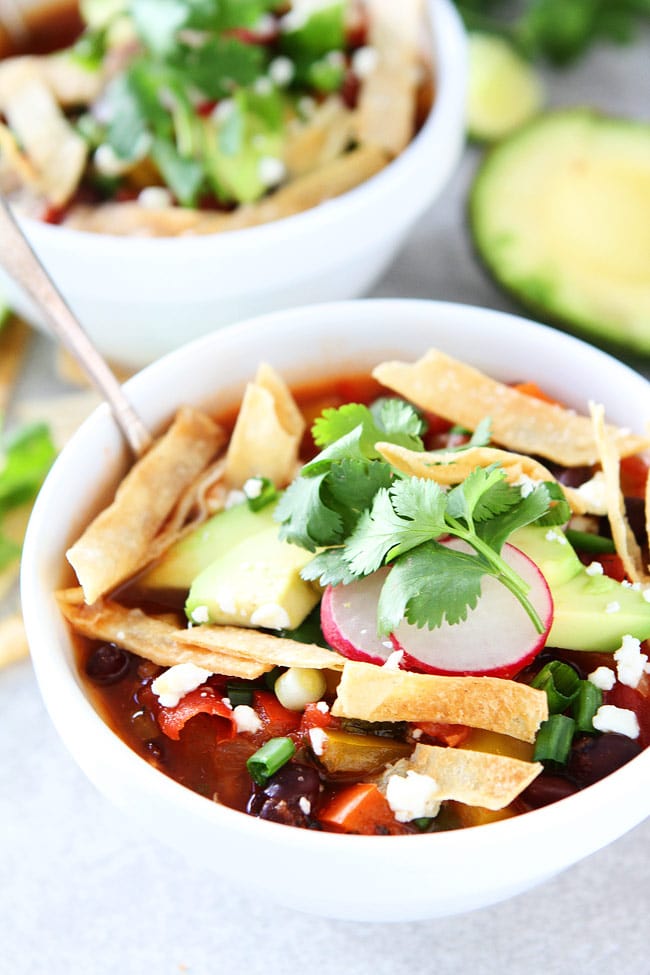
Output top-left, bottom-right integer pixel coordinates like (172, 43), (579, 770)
(0, 196), (152, 456)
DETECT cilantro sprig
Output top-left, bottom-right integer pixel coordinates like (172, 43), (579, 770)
(277, 399), (569, 636)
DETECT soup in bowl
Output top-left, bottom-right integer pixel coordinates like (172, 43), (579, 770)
(21, 299), (650, 921)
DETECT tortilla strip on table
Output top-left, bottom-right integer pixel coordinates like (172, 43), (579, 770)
(0, 612), (29, 669)
(331, 660), (548, 742)
(0, 316), (30, 413)
(62, 145), (389, 237)
(382, 744), (542, 810)
(376, 442), (591, 515)
(589, 402), (649, 584)
(373, 350), (650, 467)
(355, 0), (424, 156)
(56, 589), (269, 679)
(67, 407), (225, 604)
(15, 390), (101, 449)
(224, 362), (305, 488)
(175, 623), (346, 671)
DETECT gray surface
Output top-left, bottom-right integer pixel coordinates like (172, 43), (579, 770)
(3, 33), (650, 975)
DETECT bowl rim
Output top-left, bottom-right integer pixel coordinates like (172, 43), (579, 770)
(15, 0), (467, 256)
(21, 297), (650, 857)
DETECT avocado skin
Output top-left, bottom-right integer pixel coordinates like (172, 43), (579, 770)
(140, 502), (278, 591)
(511, 526), (650, 652)
(469, 108), (650, 356)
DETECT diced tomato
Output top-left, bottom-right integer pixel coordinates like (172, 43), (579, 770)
(607, 673), (650, 748)
(412, 722), (470, 747)
(156, 687), (237, 742)
(253, 690), (302, 737)
(227, 24), (279, 45)
(620, 455), (649, 500)
(513, 381), (563, 406)
(598, 553), (628, 582)
(298, 702), (340, 736)
(318, 782), (410, 835)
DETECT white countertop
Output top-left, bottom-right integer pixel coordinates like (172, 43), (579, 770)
(2, 32), (650, 975)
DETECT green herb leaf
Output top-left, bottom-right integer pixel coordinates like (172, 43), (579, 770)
(275, 472), (343, 550)
(301, 547), (358, 587)
(0, 423), (57, 514)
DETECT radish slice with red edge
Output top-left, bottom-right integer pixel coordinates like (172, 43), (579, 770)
(321, 569), (395, 665)
(392, 540), (553, 678)
(320, 541), (553, 678)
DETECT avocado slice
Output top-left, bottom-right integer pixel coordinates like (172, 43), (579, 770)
(470, 109), (650, 354)
(185, 525), (319, 630)
(511, 525), (650, 652)
(140, 501), (278, 592)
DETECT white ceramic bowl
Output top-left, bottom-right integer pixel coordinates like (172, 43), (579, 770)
(0, 0), (466, 369)
(22, 299), (650, 921)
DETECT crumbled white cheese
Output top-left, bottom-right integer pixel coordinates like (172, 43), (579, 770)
(643, 589), (650, 604)
(243, 476), (264, 499)
(411, 728), (423, 740)
(325, 49), (345, 68)
(514, 474), (539, 498)
(254, 75), (274, 96)
(151, 663), (212, 707)
(572, 472), (608, 515)
(588, 666), (616, 691)
(382, 650), (404, 671)
(269, 56), (295, 86)
(224, 488), (247, 509)
(614, 635), (648, 689)
(385, 771), (441, 823)
(221, 696), (233, 710)
(308, 727), (328, 756)
(94, 143), (131, 177)
(592, 705), (640, 739)
(605, 601), (621, 614)
(352, 45), (379, 79)
(545, 530), (567, 545)
(315, 701), (329, 714)
(281, 1), (333, 32)
(233, 704), (263, 734)
(189, 604), (210, 624)
(212, 98), (235, 123)
(585, 561), (604, 576)
(213, 587), (237, 616)
(297, 95), (316, 119)
(298, 796), (312, 816)
(249, 602), (291, 630)
(258, 156), (287, 188)
(138, 186), (173, 209)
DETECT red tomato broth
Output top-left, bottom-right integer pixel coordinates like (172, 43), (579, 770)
(74, 370), (650, 834)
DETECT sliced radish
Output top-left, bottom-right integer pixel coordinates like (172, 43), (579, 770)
(393, 540), (553, 678)
(321, 570), (396, 665)
(320, 541), (553, 678)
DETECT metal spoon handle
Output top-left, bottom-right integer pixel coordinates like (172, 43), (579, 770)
(0, 198), (152, 456)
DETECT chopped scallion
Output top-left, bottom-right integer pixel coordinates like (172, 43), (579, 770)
(531, 660), (580, 713)
(226, 681), (254, 707)
(246, 736), (295, 785)
(533, 714), (576, 764)
(572, 681), (603, 733)
(564, 529), (616, 554)
(245, 477), (278, 512)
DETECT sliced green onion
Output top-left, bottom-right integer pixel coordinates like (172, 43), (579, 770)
(413, 817), (435, 832)
(226, 681), (254, 707)
(245, 476), (278, 512)
(573, 681), (603, 733)
(246, 736), (295, 786)
(564, 529), (616, 554)
(263, 665), (284, 691)
(531, 660), (580, 713)
(533, 714), (576, 764)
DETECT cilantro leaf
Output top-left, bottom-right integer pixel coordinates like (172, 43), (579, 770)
(312, 404), (370, 448)
(0, 423), (56, 514)
(476, 483), (553, 553)
(323, 458), (392, 536)
(341, 490), (408, 576)
(370, 397), (426, 440)
(151, 138), (204, 205)
(446, 465), (514, 525)
(308, 400), (424, 470)
(533, 481), (572, 526)
(300, 547), (357, 587)
(377, 541), (487, 634)
(275, 472), (343, 551)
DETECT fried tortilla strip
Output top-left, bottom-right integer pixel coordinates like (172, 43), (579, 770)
(176, 624), (346, 671)
(590, 402), (649, 584)
(332, 660), (548, 742)
(383, 744), (542, 810)
(224, 363), (305, 488)
(373, 350), (650, 466)
(63, 145), (389, 236)
(284, 96), (356, 177)
(0, 612), (29, 668)
(67, 407), (225, 603)
(376, 441), (590, 515)
(356, 0), (424, 155)
(0, 316), (30, 413)
(56, 589), (268, 679)
(0, 59), (87, 205)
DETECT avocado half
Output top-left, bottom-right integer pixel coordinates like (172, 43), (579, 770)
(470, 109), (650, 354)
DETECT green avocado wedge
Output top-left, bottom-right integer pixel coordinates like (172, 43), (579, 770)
(511, 525), (650, 652)
(470, 109), (650, 355)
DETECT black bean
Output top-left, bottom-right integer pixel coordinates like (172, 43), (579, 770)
(85, 643), (130, 685)
(519, 774), (579, 810)
(567, 733), (642, 788)
(246, 763), (321, 826)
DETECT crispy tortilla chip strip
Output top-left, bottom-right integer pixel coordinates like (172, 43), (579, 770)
(56, 589), (268, 680)
(0, 316), (30, 413)
(356, 0), (423, 156)
(284, 96), (356, 177)
(224, 362), (304, 488)
(332, 660), (547, 742)
(176, 624), (346, 671)
(63, 145), (389, 236)
(373, 350), (650, 466)
(589, 402), (649, 584)
(67, 407), (225, 603)
(383, 744), (542, 810)
(0, 612), (29, 669)
(376, 441), (590, 515)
